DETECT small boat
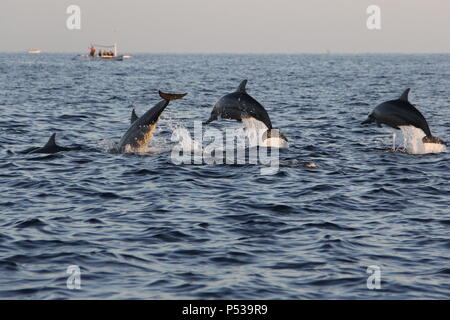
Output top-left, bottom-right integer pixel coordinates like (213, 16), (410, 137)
(28, 50), (42, 54)
(84, 43), (129, 61)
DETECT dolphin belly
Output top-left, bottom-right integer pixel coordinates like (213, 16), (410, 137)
(117, 91), (187, 153)
(119, 121), (159, 152)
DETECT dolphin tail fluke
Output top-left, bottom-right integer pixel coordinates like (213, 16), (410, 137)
(422, 135), (447, 146)
(158, 91), (187, 101)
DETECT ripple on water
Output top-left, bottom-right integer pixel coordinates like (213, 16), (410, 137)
(0, 53), (449, 299)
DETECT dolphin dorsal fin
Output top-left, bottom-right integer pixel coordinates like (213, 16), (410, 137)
(131, 109), (139, 124)
(399, 88), (410, 102)
(44, 133), (57, 147)
(236, 80), (248, 93)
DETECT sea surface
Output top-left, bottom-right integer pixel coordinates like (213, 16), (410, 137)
(0, 53), (449, 299)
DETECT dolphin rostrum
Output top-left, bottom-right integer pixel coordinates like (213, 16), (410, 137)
(204, 80), (287, 141)
(361, 88), (446, 145)
(117, 91), (187, 152)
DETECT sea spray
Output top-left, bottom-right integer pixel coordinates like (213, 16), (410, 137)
(170, 120), (281, 175)
(398, 126), (446, 154)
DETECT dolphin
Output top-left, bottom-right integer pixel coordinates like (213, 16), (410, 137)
(117, 91), (187, 152)
(361, 88), (446, 145)
(21, 133), (76, 154)
(204, 80), (287, 141)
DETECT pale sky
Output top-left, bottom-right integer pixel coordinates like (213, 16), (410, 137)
(0, 0), (449, 53)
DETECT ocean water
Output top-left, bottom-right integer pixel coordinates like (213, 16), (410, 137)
(0, 53), (449, 299)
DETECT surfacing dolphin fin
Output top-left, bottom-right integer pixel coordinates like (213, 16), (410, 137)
(131, 109), (139, 124)
(44, 133), (57, 148)
(23, 133), (74, 154)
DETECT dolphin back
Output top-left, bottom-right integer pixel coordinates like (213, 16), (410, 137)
(25, 133), (73, 154)
(381, 99), (433, 137)
(207, 91), (273, 129)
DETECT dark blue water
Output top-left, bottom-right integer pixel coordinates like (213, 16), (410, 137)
(0, 53), (449, 299)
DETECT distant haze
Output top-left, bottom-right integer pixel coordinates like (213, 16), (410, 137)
(0, 0), (449, 53)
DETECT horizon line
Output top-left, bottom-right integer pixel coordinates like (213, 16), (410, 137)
(2, 51), (450, 55)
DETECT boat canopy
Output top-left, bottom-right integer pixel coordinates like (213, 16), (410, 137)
(92, 43), (117, 56)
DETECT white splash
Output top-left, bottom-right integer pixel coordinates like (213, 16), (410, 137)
(123, 144), (150, 154)
(240, 118), (289, 148)
(170, 125), (202, 153)
(98, 139), (120, 153)
(397, 126), (446, 155)
(169, 118), (288, 154)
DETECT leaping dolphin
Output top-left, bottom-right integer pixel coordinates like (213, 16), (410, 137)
(21, 133), (77, 154)
(204, 80), (287, 141)
(361, 88), (446, 145)
(117, 91), (187, 152)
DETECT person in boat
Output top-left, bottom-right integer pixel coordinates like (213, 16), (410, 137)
(89, 45), (96, 57)
(98, 50), (102, 57)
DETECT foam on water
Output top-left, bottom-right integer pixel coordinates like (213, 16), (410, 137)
(170, 124), (203, 153)
(170, 118), (288, 155)
(98, 139), (119, 153)
(123, 144), (150, 154)
(240, 118), (289, 148)
(397, 126), (446, 155)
